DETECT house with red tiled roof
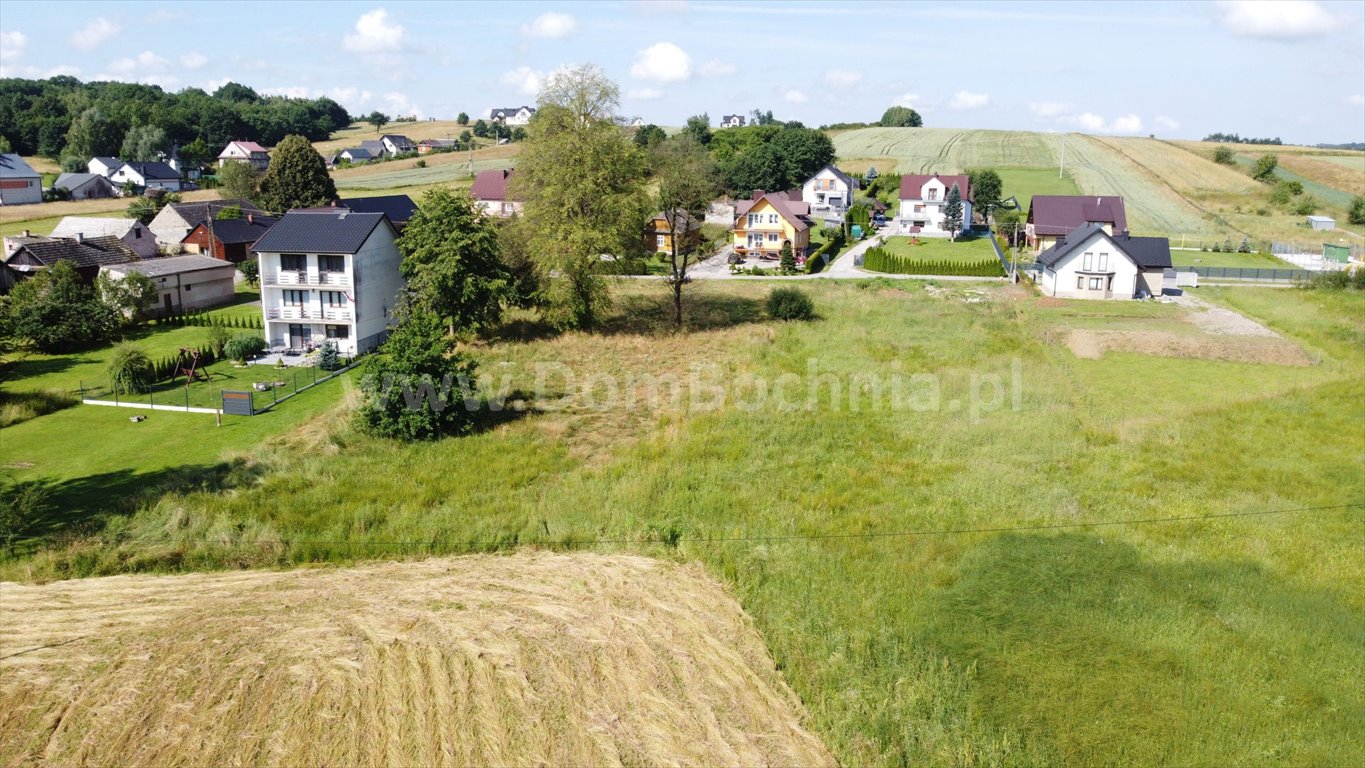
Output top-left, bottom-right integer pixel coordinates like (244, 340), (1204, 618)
(732, 190), (812, 260)
(1025, 195), (1128, 253)
(897, 173), (972, 237)
(217, 140), (270, 171)
(470, 169), (522, 217)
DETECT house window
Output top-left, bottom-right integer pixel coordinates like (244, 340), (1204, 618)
(134, 228), (142, 239)
(1077, 276), (1085, 289)
(748, 213), (760, 227)
(283, 290), (307, 305)
(319, 254), (344, 272)
(1098, 253), (1109, 271)
(322, 291), (345, 307)
(927, 189), (938, 201)
(1082, 252), (1093, 271)
(767, 233), (778, 242)
(1089, 277), (1103, 290)
(768, 213), (778, 224)
(281, 254), (306, 272)
(185, 284), (192, 291)
(325, 325), (349, 339)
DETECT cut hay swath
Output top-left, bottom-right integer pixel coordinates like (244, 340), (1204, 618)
(0, 553), (834, 767)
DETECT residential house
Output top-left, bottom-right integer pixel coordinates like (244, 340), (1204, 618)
(360, 140), (387, 158)
(897, 173), (973, 237)
(1026, 195), (1127, 253)
(252, 210), (404, 355)
(87, 156), (124, 178)
(0, 154), (42, 205)
(1035, 222), (1171, 300)
(417, 138), (458, 154)
(3, 236), (136, 287)
(292, 195), (419, 230)
(217, 140), (271, 171)
(333, 147), (375, 165)
(102, 255), (237, 316)
(53, 172), (116, 200)
(801, 165), (857, 212)
(470, 169), (523, 217)
(630, 117), (645, 128)
(181, 213), (279, 263)
(645, 211), (702, 254)
(50, 217), (159, 259)
(489, 106), (536, 125)
(148, 198), (268, 247)
(379, 134), (416, 156)
(109, 161), (186, 192)
(720, 114), (746, 128)
(732, 190), (812, 260)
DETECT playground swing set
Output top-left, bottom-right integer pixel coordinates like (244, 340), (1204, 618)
(169, 347), (210, 385)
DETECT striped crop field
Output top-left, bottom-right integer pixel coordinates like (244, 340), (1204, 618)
(832, 128), (1058, 173)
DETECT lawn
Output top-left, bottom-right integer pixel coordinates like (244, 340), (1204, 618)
(1168, 249), (1297, 268)
(3, 280), (1362, 766)
(998, 166), (1081, 207)
(879, 234), (998, 263)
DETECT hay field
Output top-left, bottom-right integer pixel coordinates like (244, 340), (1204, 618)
(1098, 137), (1259, 197)
(332, 144), (519, 192)
(0, 189), (220, 234)
(1277, 153), (1365, 197)
(0, 552), (833, 768)
(312, 120), (473, 156)
(833, 127), (1057, 172)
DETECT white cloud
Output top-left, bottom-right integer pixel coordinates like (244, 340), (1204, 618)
(824, 68), (862, 87)
(783, 88), (808, 104)
(1215, 0), (1339, 40)
(633, 0), (690, 12)
(203, 77), (233, 93)
(0, 31), (27, 63)
(630, 42), (691, 82)
(1028, 101), (1074, 119)
(383, 92), (422, 118)
(1, 63), (80, 79)
(500, 66), (543, 97)
(948, 90), (990, 110)
(1073, 112), (1107, 132)
(627, 87), (664, 100)
(520, 12), (578, 38)
(1154, 115), (1180, 131)
(70, 18), (120, 51)
(1348, 94), (1365, 107)
(1109, 114), (1143, 133)
(180, 53), (208, 70)
(106, 51), (170, 76)
(895, 92), (921, 109)
(343, 8), (406, 54)
(264, 86), (313, 99)
(698, 59), (735, 77)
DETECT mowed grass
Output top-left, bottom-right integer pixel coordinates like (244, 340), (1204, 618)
(997, 166), (1080, 206)
(879, 235), (998, 263)
(4, 280), (1363, 765)
(1168, 249), (1297, 268)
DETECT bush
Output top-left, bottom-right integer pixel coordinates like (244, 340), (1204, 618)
(224, 335), (268, 363)
(207, 323), (231, 357)
(317, 341), (341, 371)
(106, 343), (154, 394)
(1350, 195), (1365, 226)
(1301, 269), (1365, 291)
(414, 159), (426, 168)
(1252, 154), (1278, 183)
(1212, 145), (1235, 165)
(1291, 195), (1319, 216)
(0, 477), (48, 552)
(766, 287), (816, 321)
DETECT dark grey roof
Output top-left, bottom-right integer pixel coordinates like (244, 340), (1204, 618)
(1037, 222), (1172, 270)
(54, 172), (110, 191)
(810, 164), (853, 187)
(10, 238), (132, 269)
(121, 161), (181, 180)
(109, 254), (234, 277)
(251, 211), (391, 254)
(340, 195), (418, 223)
(380, 134), (414, 146)
(0, 153), (39, 179)
(193, 215), (279, 245)
(340, 147), (374, 160)
(166, 199), (267, 226)
(359, 140), (385, 154)
(91, 156), (123, 168)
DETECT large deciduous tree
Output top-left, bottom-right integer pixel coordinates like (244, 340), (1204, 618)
(257, 134), (336, 213)
(62, 107), (120, 160)
(771, 127), (835, 188)
(966, 168), (1003, 226)
(681, 113), (712, 146)
(514, 64), (647, 330)
(119, 125), (168, 161)
(217, 159), (260, 201)
(3, 261), (117, 353)
(398, 188), (509, 335)
(880, 106), (923, 127)
(653, 137), (720, 328)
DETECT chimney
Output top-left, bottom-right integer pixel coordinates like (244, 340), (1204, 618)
(22, 229), (30, 237)
(75, 232), (83, 243)
(1120, 228), (1130, 239)
(752, 189), (765, 201)
(1096, 197), (1102, 206)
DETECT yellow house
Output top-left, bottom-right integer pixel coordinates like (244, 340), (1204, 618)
(731, 190), (811, 260)
(645, 211), (702, 254)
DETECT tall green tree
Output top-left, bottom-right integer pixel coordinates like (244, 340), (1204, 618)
(3, 261), (118, 353)
(771, 127), (835, 188)
(681, 113), (712, 146)
(653, 137), (720, 327)
(967, 168), (1003, 225)
(633, 123), (667, 149)
(1348, 195), (1365, 226)
(63, 107), (120, 159)
(357, 304), (478, 441)
(217, 159), (260, 201)
(457, 111), (470, 125)
(514, 64), (647, 330)
(943, 183), (964, 240)
(120, 124), (168, 161)
(257, 134), (336, 212)
(723, 144), (783, 195)
(1252, 154), (1278, 183)
(364, 111), (389, 131)
(880, 106), (923, 127)
(398, 187), (509, 335)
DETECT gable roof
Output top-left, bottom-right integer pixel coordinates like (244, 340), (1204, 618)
(899, 173), (972, 201)
(380, 134), (414, 146)
(649, 210), (702, 235)
(339, 195), (418, 223)
(220, 140), (269, 156)
(1028, 195), (1127, 236)
(0, 153), (39, 179)
(1036, 222), (1171, 270)
(187, 215), (279, 245)
(339, 147), (374, 160)
(734, 190), (812, 232)
(90, 156), (122, 169)
(418, 138), (458, 147)
(251, 211), (391, 254)
(807, 164), (853, 188)
(50, 217), (140, 239)
(54, 172), (112, 192)
(359, 140), (385, 155)
(119, 161), (181, 180)
(9, 238), (133, 269)
(490, 106), (535, 118)
(108, 254), (235, 278)
(470, 169), (519, 201)
(162, 199), (267, 227)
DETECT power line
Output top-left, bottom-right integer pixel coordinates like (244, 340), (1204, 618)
(9, 502), (1362, 549)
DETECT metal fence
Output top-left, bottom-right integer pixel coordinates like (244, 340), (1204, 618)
(1170, 265), (1315, 282)
(1272, 240), (1365, 261)
(80, 360), (360, 414)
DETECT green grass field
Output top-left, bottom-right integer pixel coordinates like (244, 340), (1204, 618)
(879, 235), (998, 263)
(4, 279), (1362, 766)
(1168, 249), (1297, 268)
(998, 166), (1081, 206)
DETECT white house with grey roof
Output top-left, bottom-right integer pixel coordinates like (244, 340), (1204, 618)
(801, 165), (858, 212)
(87, 157), (124, 179)
(489, 106), (536, 125)
(0, 153), (42, 205)
(1035, 222), (1171, 300)
(102, 254), (237, 316)
(50, 217), (159, 258)
(252, 210), (403, 355)
(110, 161), (186, 192)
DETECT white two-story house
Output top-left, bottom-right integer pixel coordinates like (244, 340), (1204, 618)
(251, 211), (404, 355)
(1035, 222), (1171, 300)
(217, 140), (270, 171)
(801, 165), (857, 212)
(897, 173), (972, 237)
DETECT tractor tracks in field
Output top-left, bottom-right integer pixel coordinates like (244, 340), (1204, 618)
(1088, 135), (1251, 239)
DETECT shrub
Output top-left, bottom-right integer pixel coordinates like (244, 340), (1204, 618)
(861, 246), (1005, 277)
(0, 477), (48, 552)
(1350, 195), (1365, 226)
(414, 159), (426, 168)
(224, 335), (268, 363)
(1301, 269), (1365, 291)
(766, 287), (816, 321)
(779, 241), (797, 274)
(107, 343), (154, 394)
(1212, 145), (1235, 165)
(1252, 154), (1278, 183)
(1291, 195), (1319, 216)
(317, 341), (341, 371)
(206, 323), (231, 357)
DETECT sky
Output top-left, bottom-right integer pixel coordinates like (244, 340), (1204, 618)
(1, 0), (1363, 143)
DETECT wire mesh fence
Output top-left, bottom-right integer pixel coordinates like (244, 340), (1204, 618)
(80, 361), (358, 414)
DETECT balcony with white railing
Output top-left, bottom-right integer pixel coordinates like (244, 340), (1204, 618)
(265, 306), (355, 322)
(261, 270), (352, 287)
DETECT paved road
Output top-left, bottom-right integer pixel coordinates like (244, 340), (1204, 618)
(650, 236), (1005, 283)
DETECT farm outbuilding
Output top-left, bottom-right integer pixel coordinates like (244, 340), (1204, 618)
(102, 254), (237, 317)
(1306, 215), (1334, 231)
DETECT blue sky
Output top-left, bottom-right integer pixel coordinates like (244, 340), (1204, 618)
(1, 1), (1362, 142)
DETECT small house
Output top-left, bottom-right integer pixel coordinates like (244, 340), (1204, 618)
(732, 190), (812, 260)
(470, 169), (523, 217)
(379, 135), (416, 156)
(0, 153), (42, 206)
(1027, 195), (1127, 253)
(801, 165), (858, 212)
(217, 140), (270, 171)
(417, 139), (458, 154)
(181, 213), (279, 262)
(645, 211), (702, 254)
(87, 156), (124, 178)
(720, 114), (746, 128)
(897, 174), (973, 237)
(1035, 222), (1171, 300)
(53, 172), (117, 200)
(4, 236), (136, 286)
(109, 161), (186, 192)
(102, 254), (238, 316)
(489, 106), (536, 125)
(334, 147), (375, 165)
(50, 217), (159, 259)
(147, 198), (268, 248)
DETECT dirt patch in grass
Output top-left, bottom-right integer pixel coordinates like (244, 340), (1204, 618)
(1067, 329), (1313, 366)
(0, 552), (834, 767)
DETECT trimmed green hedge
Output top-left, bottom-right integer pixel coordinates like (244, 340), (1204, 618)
(862, 247), (1004, 277)
(806, 231), (846, 274)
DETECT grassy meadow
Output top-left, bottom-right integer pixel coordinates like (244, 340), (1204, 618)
(3, 278), (1362, 766)
(878, 235), (998, 263)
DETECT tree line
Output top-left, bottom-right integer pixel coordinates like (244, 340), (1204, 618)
(0, 76), (351, 164)
(1202, 132), (1282, 146)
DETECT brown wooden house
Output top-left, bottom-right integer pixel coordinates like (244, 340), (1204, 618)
(644, 211), (703, 254)
(181, 214), (279, 263)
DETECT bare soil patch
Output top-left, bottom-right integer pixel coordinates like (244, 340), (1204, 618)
(1, 553), (833, 767)
(1067, 329), (1313, 366)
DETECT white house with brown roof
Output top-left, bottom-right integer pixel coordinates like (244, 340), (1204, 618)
(217, 141), (271, 170)
(470, 169), (523, 217)
(897, 173), (972, 237)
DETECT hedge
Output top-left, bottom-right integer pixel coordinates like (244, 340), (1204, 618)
(861, 247), (1004, 277)
(806, 231), (846, 274)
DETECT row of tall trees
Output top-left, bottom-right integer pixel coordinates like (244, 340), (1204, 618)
(0, 76), (350, 161)
(675, 116), (836, 195)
